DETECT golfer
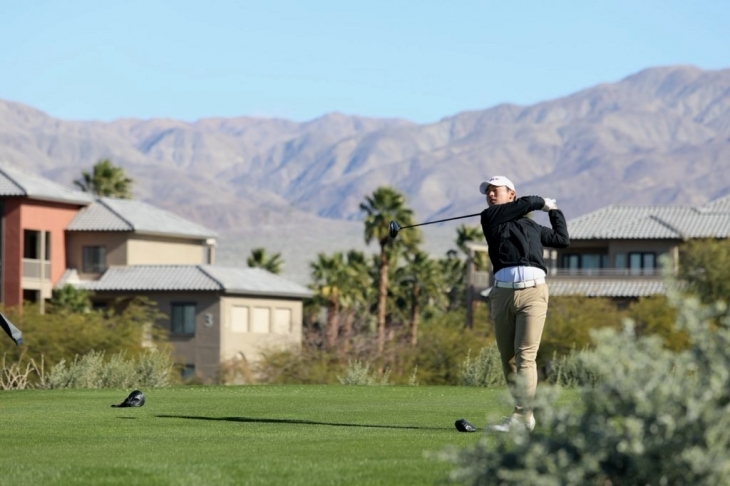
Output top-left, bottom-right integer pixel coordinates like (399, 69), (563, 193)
(480, 175), (569, 432)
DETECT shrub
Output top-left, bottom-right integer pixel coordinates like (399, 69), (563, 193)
(46, 348), (176, 389)
(338, 359), (390, 385)
(458, 342), (503, 387)
(441, 288), (730, 485)
(544, 348), (602, 388)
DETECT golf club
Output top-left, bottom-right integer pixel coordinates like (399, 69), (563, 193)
(389, 212), (481, 238)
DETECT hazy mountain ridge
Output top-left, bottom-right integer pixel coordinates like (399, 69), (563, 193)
(2, 65), (730, 283)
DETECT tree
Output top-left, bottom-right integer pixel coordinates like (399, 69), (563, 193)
(456, 224), (488, 271)
(360, 187), (420, 354)
(677, 238), (730, 305)
(337, 250), (375, 355)
(309, 252), (347, 349)
(395, 250), (443, 346)
(49, 285), (92, 314)
(247, 248), (283, 274)
(74, 159), (134, 199)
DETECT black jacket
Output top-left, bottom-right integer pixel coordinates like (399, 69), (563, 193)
(480, 196), (570, 274)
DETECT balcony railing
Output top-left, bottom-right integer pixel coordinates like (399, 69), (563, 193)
(22, 259), (51, 280)
(549, 268), (664, 277)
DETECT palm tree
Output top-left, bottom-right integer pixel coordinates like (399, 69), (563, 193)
(360, 187), (420, 354)
(74, 159), (134, 199)
(396, 250), (443, 346)
(337, 250), (374, 355)
(309, 252), (347, 349)
(247, 248), (283, 274)
(456, 224), (488, 270)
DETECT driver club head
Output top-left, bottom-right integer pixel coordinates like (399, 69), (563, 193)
(388, 220), (400, 238)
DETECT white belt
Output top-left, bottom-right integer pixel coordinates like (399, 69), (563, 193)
(494, 277), (546, 289)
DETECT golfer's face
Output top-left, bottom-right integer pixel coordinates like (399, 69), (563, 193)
(486, 185), (515, 207)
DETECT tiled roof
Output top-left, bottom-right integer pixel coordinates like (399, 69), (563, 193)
(0, 163), (93, 205)
(547, 279), (667, 297)
(568, 196), (730, 240)
(58, 265), (312, 298)
(67, 197), (217, 239)
(201, 266), (313, 298)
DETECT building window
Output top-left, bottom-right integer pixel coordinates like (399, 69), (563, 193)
(82, 246), (107, 273)
(561, 253), (607, 273)
(252, 307), (271, 333)
(628, 252), (656, 275)
(171, 303), (196, 334)
(24, 230), (51, 260)
(180, 364), (195, 381)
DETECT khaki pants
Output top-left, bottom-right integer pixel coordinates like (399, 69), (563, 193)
(489, 284), (549, 417)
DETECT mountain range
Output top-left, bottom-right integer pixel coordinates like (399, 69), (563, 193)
(1, 65), (729, 284)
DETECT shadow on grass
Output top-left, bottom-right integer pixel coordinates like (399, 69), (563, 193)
(156, 414), (449, 430)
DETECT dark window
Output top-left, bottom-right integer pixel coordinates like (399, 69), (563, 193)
(628, 252), (656, 275)
(561, 253), (608, 273)
(25, 230), (51, 259)
(23, 230), (39, 259)
(22, 289), (39, 303)
(82, 246), (107, 273)
(181, 364), (196, 381)
(171, 303), (196, 334)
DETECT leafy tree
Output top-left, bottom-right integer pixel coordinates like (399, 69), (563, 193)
(74, 159), (134, 199)
(539, 296), (623, 361)
(49, 284), (92, 314)
(677, 238), (730, 305)
(0, 297), (165, 374)
(626, 295), (686, 351)
(247, 247), (284, 274)
(360, 186), (420, 354)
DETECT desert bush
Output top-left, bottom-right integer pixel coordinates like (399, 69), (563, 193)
(544, 348), (601, 388)
(338, 359), (391, 385)
(0, 297), (166, 378)
(0, 353), (46, 390)
(46, 348), (176, 389)
(458, 342), (503, 387)
(441, 287), (730, 485)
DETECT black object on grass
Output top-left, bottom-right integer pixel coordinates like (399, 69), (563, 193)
(112, 390), (146, 408)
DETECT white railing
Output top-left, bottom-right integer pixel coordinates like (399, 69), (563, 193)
(22, 259), (51, 280)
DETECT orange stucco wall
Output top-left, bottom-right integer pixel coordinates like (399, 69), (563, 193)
(2, 198), (82, 307)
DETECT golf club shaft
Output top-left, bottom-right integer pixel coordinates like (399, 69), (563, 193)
(400, 212), (481, 230)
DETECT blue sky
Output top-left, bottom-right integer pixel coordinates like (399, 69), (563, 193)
(1, 1), (728, 123)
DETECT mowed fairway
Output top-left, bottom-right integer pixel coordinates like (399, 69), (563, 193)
(0, 385), (524, 485)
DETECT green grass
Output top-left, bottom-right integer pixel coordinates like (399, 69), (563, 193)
(0, 385), (577, 485)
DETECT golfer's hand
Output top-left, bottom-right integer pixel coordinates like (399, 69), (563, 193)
(542, 198), (558, 211)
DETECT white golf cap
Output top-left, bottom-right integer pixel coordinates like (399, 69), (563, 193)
(479, 176), (515, 194)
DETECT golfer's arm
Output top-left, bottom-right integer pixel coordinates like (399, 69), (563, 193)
(482, 196), (544, 225)
(540, 209), (570, 248)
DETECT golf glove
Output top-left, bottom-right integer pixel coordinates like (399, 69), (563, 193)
(542, 198), (558, 211)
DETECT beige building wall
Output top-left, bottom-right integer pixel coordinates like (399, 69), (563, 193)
(126, 235), (208, 265)
(65, 232), (129, 278)
(218, 295), (303, 365)
(148, 292), (222, 380)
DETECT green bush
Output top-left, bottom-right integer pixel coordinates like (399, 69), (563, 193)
(458, 342), (503, 387)
(441, 288), (730, 485)
(46, 348), (176, 389)
(338, 359), (391, 385)
(544, 348), (602, 388)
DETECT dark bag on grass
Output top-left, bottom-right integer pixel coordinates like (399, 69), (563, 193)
(112, 390), (146, 408)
